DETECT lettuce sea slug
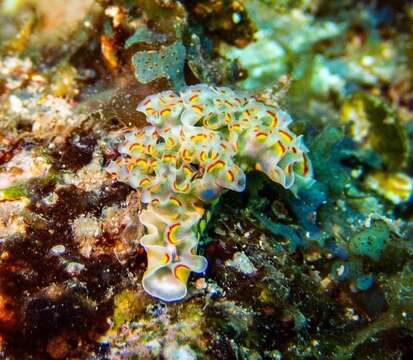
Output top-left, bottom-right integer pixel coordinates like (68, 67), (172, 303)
(106, 84), (313, 301)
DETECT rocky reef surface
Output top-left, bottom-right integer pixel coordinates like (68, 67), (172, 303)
(0, 1), (413, 359)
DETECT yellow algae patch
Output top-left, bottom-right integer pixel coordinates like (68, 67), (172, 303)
(366, 171), (412, 204)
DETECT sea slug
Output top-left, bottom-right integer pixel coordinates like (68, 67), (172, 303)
(106, 84), (313, 301)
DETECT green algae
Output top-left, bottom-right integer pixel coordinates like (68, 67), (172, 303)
(123, 3), (188, 91)
(309, 127), (352, 195)
(349, 221), (390, 261)
(125, 27), (168, 48)
(0, 183), (27, 200)
(341, 93), (409, 171)
(112, 289), (147, 330)
(131, 42), (186, 91)
(248, 209), (302, 251)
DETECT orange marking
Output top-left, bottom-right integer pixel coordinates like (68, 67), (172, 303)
(183, 165), (193, 178)
(139, 178), (151, 187)
(158, 97), (167, 106)
(193, 205), (205, 215)
(182, 149), (192, 161)
(225, 170), (235, 182)
(274, 140), (285, 156)
(161, 109), (171, 117)
(303, 154), (309, 175)
(127, 161), (138, 171)
(148, 183), (161, 193)
(204, 118), (219, 130)
(279, 129), (293, 142)
(174, 264), (190, 283)
(136, 159), (147, 168)
(129, 143), (145, 152)
(169, 197), (182, 207)
(166, 223), (181, 244)
(207, 160), (226, 173)
(179, 128), (185, 140)
(211, 151), (219, 160)
(256, 132), (268, 141)
(189, 94), (199, 103)
(173, 180), (190, 192)
(231, 124), (241, 132)
(192, 105), (204, 114)
(163, 154), (175, 163)
(266, 110), (278, 128)
(191, 133), (207, 142)
(161, 253), (170, 264)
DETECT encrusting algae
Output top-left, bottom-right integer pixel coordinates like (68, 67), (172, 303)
(106, 84), (313, 301)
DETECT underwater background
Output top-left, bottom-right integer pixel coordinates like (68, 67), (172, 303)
(0, 0), (413, 359)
